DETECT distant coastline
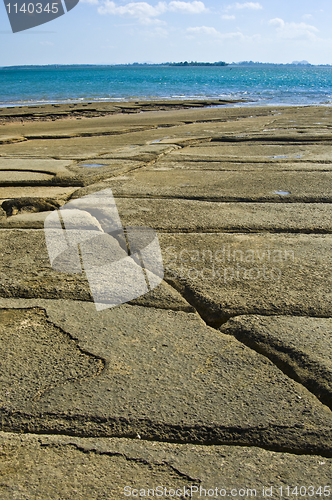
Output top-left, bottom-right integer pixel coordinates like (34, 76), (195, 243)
(230, 60), (332, 67)
(0, 62), (230, 70)
(1, 61), (332, 70)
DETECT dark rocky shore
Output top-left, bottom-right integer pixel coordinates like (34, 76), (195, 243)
(0, 98), (246, 123)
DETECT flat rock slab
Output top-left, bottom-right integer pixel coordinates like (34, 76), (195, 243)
(1, 230), (331, 320)
(0, 133), (179, 159)
(0, 105), (210, 139)
(77, 169), (332, 202)
(65, 159), (144, 187)
(0, 157), (143, 187)
(1, 432), (331, 500)
(0, 136), (128, 159)
(0, 104), (328, 137)
(98, 144), (179, 161)
(207, 131), (332, 142)
(22, 125), (153, 139)
(0, 158), (75, 186)
(115, 199), (332, 234)
(169, 144), (332, 162)
(1, 298), (332, 455)
(140, 114), (289, 141)
(0, 98), (245, 121)
(3, 115), (331, 162)
(0, 228), (192, 312)
(221, 315), (332, 409)
(0, 186), (78, 203)
(0, 111), (283, 160)
(160, 232), (332, 323)
(0, 170), (54, 184)
(0, 307), (104, 405)
(0, 158), (73, 173)
(23, 112), (273, 143)
(151, 160), (332, 171)
(2, 199), (331, 233)
(0, 135), (26, 144)
(0, 211), (57, 229)
(0, 188), (79, 226)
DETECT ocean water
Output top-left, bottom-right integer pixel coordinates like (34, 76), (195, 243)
(1, 65), (332, 108)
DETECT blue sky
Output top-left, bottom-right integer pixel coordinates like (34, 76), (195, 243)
(1, 0), (332, 65)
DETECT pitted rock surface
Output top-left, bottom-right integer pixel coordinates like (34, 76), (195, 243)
(0, 102), (331, 496)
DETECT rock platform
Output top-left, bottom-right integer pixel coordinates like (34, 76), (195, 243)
(0, 103), (331, 498)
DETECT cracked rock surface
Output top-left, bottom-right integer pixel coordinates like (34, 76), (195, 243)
(220, 315), (332, 410)
(0, 103), (331, 498)
(1, 298), (332, 456)
(0, 432), (332, 500)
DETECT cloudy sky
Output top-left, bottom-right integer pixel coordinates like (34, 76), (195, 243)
(1, 0), (332, 66)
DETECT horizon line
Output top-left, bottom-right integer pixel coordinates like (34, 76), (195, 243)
(2, 61), (332, 69)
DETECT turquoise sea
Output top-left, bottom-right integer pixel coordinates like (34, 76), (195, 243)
(1, 64), (332, 108)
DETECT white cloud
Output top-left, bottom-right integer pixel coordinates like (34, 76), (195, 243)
(187, 26), (220, 36)
(168, 1), (206, 13)
(268, 18), (284, 28)
(186, 26), (245, 40)
(98, 0), (207, 23)
(98, 1), (166, 19)
(234, 2), (262, 9)
(140, 17), (167, 25)
(143, 26), (169, 36)
(80, 0), (99, 4)
(269, 18), (319, 41)
(220, 31), (245, 40)
(222, 14), (235, 20)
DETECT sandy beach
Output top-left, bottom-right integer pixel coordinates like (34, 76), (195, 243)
(0, 101), (331, 497)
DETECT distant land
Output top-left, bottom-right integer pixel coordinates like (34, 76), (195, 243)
(0, 61), (228, 69)
(232, 60), (309, 66)
(168, 61), (228, 66)
(1, 61), (332, 69)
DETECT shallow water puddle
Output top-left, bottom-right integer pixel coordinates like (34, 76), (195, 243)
(268, 155), (289, 159)
(151, 137), (169, 144)
(80, 163), (109, 168)
(273, 190), (291, 196)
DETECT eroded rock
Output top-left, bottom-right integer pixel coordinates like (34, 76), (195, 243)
(0, 432), (331, 499)
(160, 232), (332, 324)
(220, 315), (332, 409)
(0, 299), (332, 455)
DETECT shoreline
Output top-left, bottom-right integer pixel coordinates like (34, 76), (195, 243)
(0, 99), (249, 122)
(1, 99), (332, 124)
